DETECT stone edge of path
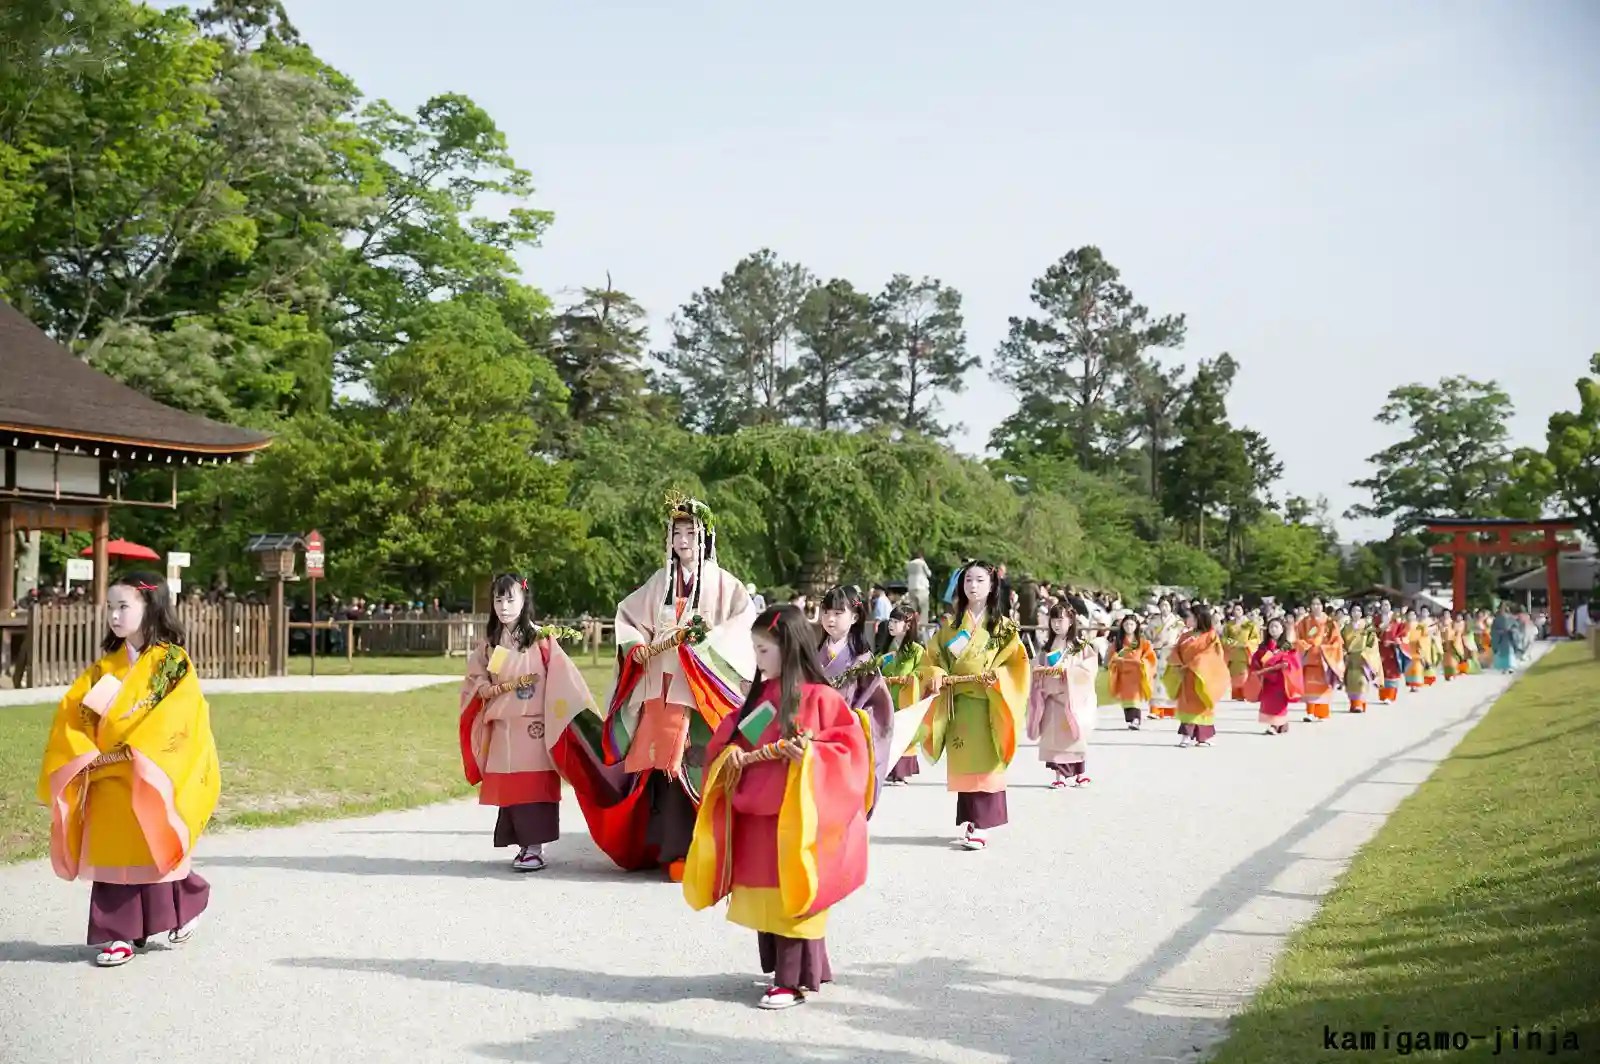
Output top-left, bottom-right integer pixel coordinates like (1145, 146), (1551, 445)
(0, 674), (456, 709)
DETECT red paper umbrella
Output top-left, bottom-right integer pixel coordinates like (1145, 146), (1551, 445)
(79, 539), (162, 561)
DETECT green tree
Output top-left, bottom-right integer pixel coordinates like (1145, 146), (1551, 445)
(1348, 377), (1517, 529)
(1118, 356), (1188, 501)
(990, 246), (1185, 471)
(238, 297), (580, 603)
(1221, 429), (1283, 570)
(1161, 354), (1252, 550)
(655, 249), (814, 433)
(1232, 515), (1342, 602)
(865, 274), (975, 436)
(542, 279), (654, 429)
(1150, 541), (1228, 601)
(1515, 353), (1600, 544)
(793, 278), (879, 432)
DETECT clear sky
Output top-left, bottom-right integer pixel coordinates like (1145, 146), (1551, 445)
(279, 0), (1600, 541)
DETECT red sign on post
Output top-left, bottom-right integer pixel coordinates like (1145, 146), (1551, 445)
(304, 530), (326, 579)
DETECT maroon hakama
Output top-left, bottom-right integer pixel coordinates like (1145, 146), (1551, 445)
(493, 803), (560, 847)
(88, 873), (210, 945)
(645, 770), (697, 864)
(758, 932), (833, 992)
(887, 754), (920, 782)
(955, 790), (1007, 829)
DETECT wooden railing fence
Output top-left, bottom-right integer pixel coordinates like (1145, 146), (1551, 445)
(20, 601), (272, 688)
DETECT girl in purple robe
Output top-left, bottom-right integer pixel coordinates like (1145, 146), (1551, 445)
(816, 585), (896, 815)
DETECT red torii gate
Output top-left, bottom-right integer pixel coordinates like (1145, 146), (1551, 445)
(1424, 518), (1581, 637)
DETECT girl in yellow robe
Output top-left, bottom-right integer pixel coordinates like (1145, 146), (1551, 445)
(918, 561), (1031, 852)
(36, 571), (220, 968)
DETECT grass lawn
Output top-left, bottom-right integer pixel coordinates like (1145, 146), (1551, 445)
(1207, 642), (1600, 1063)
(0, 661), (619, 864)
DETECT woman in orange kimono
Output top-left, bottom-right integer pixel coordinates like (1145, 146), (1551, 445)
(684, 604), (871, 1010)
(1295, 597), (1345, 722)
(1108, 613), (1157, 729)
(1169, 603), (1232, 747)
(37, 572), (219, 968)
(1439, 610), (1461, 679)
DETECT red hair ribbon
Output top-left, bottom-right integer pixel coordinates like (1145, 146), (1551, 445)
(767, 612), (781, 631)
(521, 578), (528, 590)
(133, 580), (160, 592)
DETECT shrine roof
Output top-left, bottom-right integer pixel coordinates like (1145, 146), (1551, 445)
(0, 299), (272, 458)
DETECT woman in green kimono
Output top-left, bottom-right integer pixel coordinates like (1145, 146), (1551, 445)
(1341, 605), (1380, 713)
(918, 561), (1031, 852)
(876, 604), (926, 784)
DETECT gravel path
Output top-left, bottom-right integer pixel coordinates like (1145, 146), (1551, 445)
(0, 674), (453, 708)
(0, 651), (1545, 1064)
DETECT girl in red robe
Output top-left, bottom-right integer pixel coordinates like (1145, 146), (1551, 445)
(683, 604), (872, 1010)
(1248, 616), (1304, 735)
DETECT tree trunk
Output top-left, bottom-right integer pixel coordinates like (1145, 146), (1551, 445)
(798, 546), (840, 601)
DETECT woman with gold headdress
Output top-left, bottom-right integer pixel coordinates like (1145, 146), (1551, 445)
(599, 492), (758, 881)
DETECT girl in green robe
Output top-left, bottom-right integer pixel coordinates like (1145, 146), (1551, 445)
(876, 604), (926, 784)
(918, 561), (1031, 852)
(1341, 605), (1379, 713)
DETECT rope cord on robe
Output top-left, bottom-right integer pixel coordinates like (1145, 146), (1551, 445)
(87, 745), (133, 770)
(479, 673), (540, 700)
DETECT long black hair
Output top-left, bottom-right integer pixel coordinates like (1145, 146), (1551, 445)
(1108, 612), (1143, 654)
(818, 584), (869, 658)
(740, 604), (829, 739)
(874, 603), (920, 655)
(486, 572), (538, 652)
(1263, 614), (1288, 648)
(663, 505), (712, 611)
(102, 569), (185, 654)
(1040, 602), (1084, 655)
(952, 560), (1003, 635)
(1192, 602), (1216, 634)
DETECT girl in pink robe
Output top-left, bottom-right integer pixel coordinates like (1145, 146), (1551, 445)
(1026, 605), (1099, 788)
(459, 574), (566, 872)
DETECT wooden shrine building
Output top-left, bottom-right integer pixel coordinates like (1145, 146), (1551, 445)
(1, 298), (272, 607)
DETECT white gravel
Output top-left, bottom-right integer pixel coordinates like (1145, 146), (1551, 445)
(0, 648), (1547, 1064)
(0, 674), (454, 709)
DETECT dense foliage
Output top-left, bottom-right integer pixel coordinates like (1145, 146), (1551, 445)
(5, 1), (1569, 614)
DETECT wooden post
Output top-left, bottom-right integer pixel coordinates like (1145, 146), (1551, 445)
(1450, 532), (1468, 613)
(1545, 530), (1568, 638)
(92, 506), (109, 607)
(309, 576), (318, 677)
(0, 503), (14, 608)
(269, 577), (287, 676)
(346, 620), (354, 666)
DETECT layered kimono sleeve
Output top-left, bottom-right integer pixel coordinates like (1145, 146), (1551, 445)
(458, 641), (491, 785)
(682, 710), (744, 911)
(839, 667), (893, 812)
(601, 579), (661, 762)
(915, 633), (953, 761)
(984, 627), (1030, 769)
(777, 686), (871, 919)
(677, 578), (758, 734)
(36, 660), (104, 808)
